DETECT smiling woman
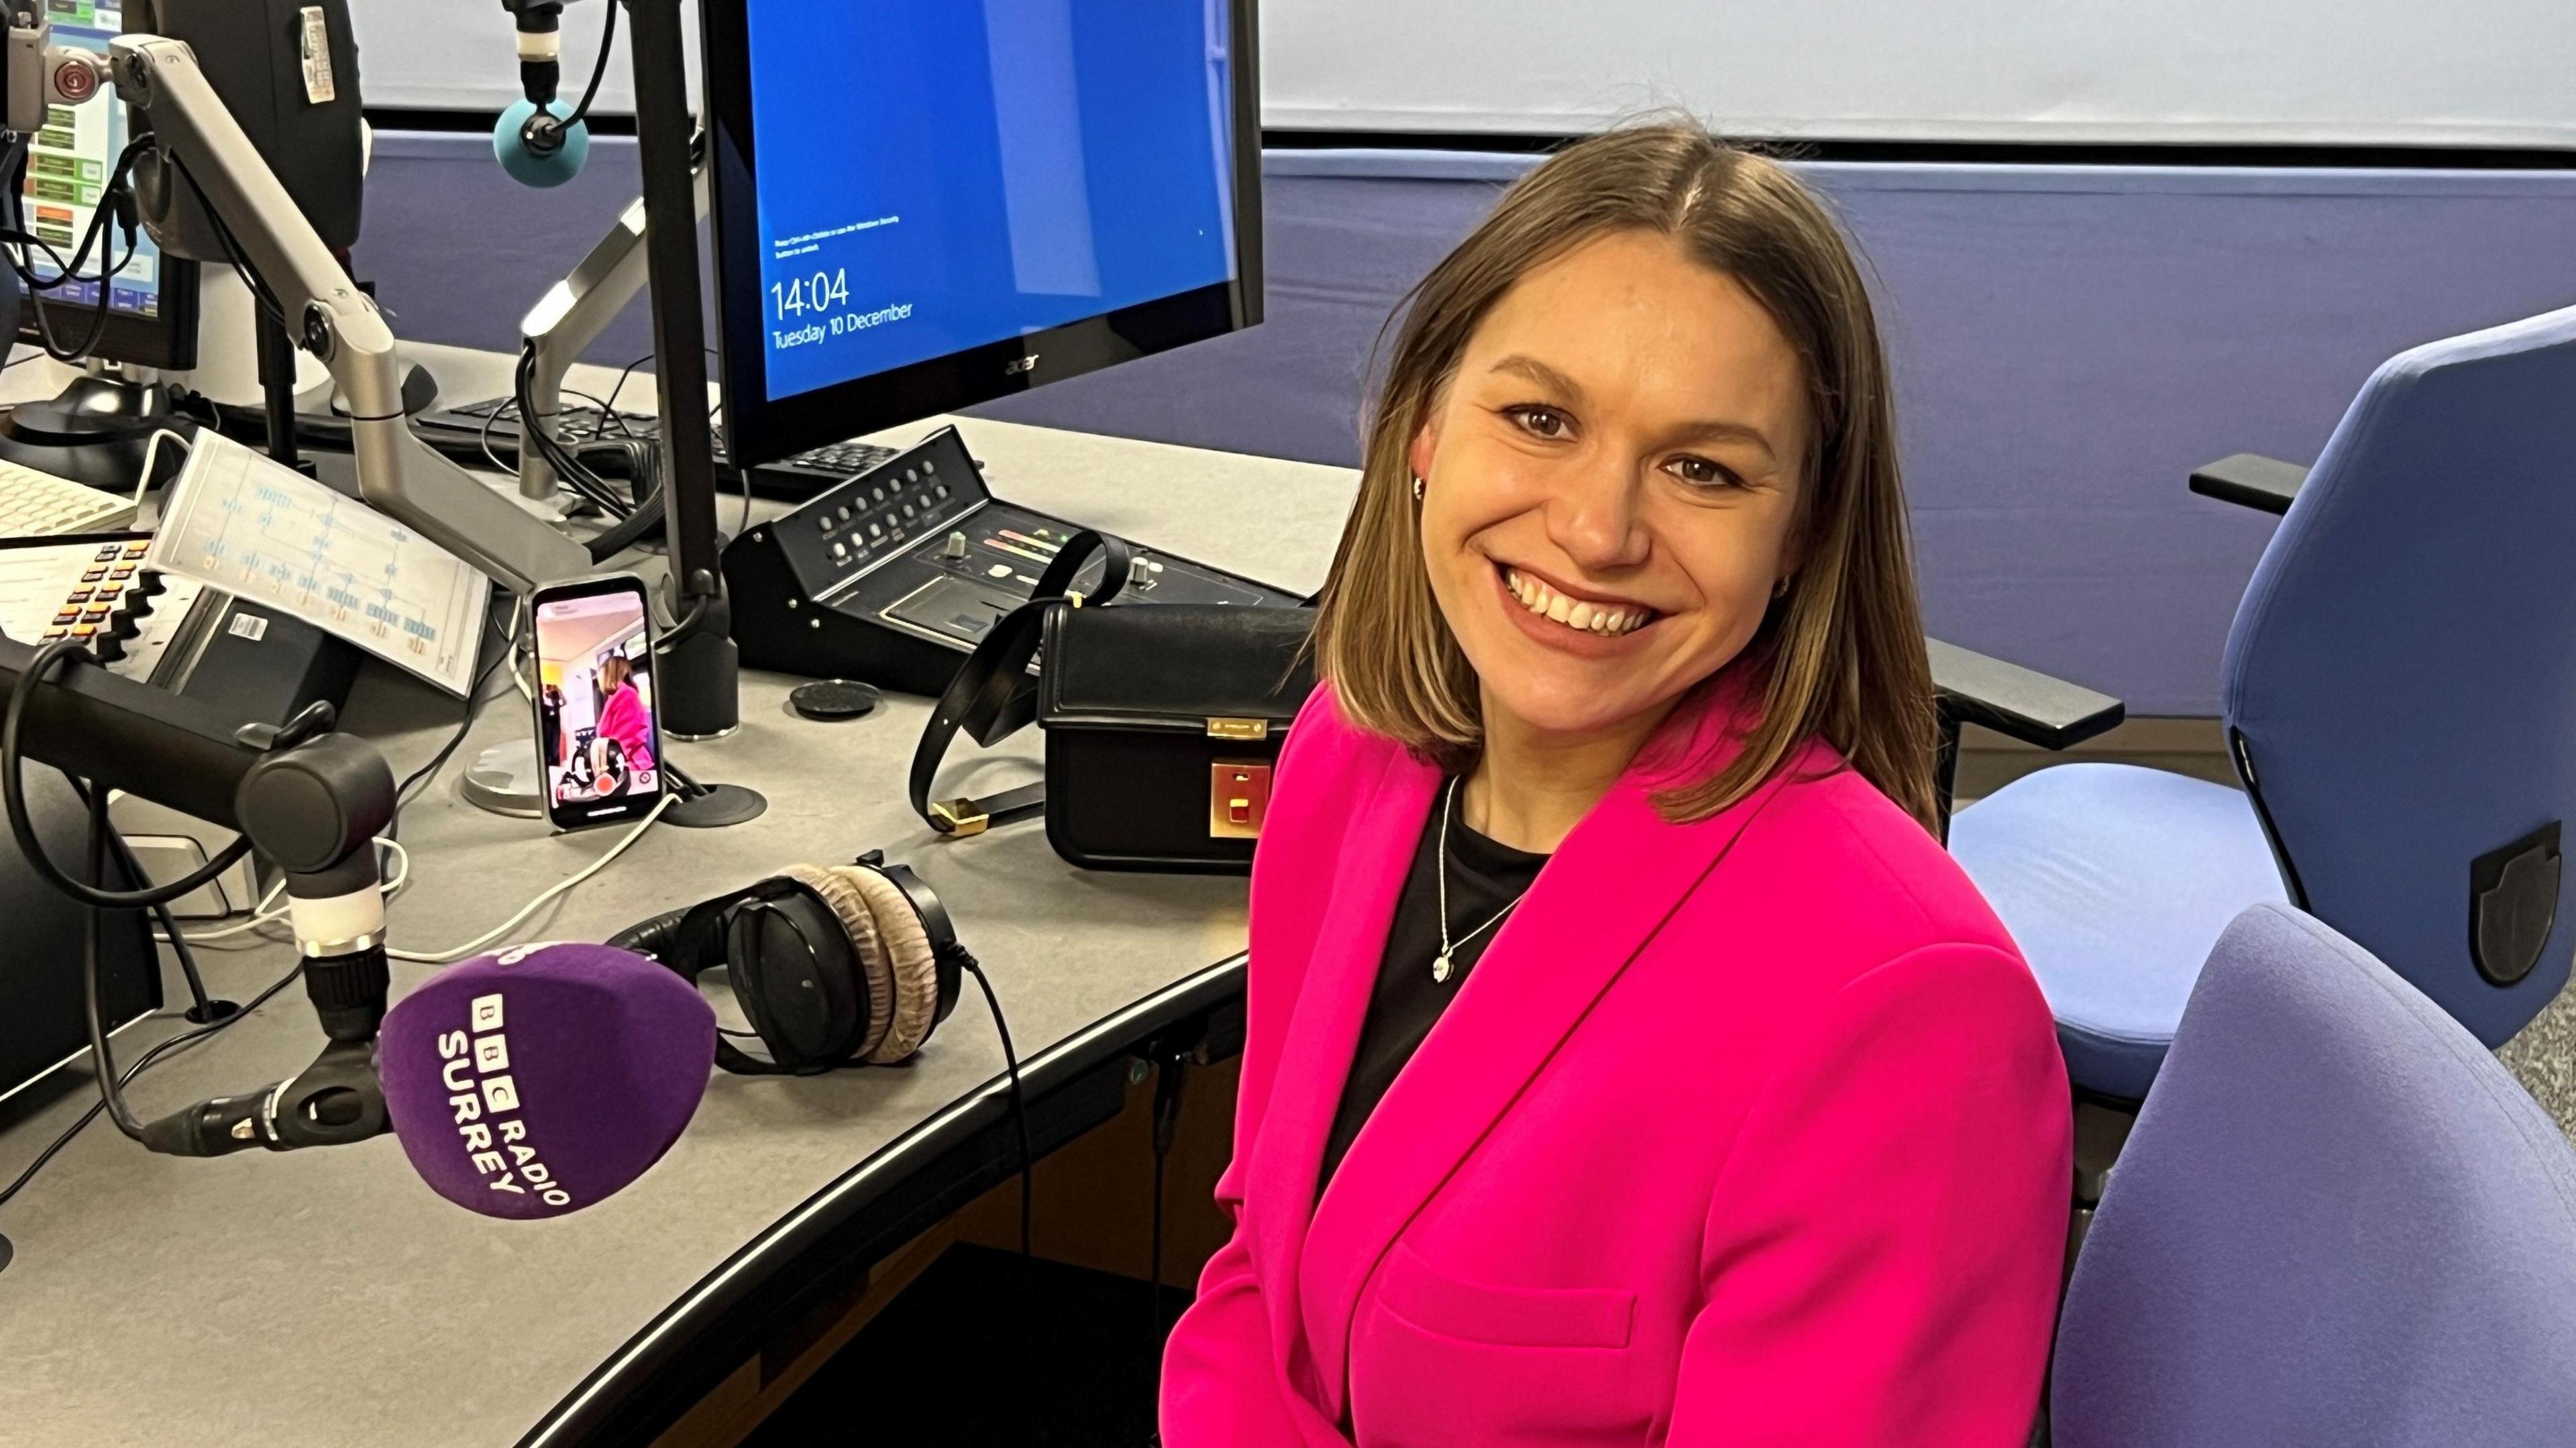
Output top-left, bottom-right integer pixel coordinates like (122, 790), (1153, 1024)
(1319, 128), (1935, 840)
(1161, 122), (2072, 1448)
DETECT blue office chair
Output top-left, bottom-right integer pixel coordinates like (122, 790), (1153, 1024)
(1949, 305), (2576, 1101)
(2051, 903), (2576, 1445)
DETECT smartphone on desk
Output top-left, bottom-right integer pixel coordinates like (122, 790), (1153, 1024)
(530, 574), (666, 832)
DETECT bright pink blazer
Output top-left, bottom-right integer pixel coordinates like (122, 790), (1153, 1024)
(596, 682), (654, 771)
(1161, 683), (2072, 1447)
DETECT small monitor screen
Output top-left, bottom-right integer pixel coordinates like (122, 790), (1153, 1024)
(19, 2), (167, 322)
(708, 0), (1258, 454)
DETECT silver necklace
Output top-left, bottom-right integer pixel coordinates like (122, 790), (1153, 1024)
(1434, 776), (1534, 984)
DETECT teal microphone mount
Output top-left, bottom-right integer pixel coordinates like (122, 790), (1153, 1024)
(494, 0), (606, 188)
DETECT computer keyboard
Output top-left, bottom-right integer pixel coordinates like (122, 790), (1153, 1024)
(0, 459), (137, 539)
(426, 397), (898, 489)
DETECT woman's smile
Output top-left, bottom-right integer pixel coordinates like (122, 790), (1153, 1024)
(1411, 228), (1807, 742)
(1488, 557), (1662, 656)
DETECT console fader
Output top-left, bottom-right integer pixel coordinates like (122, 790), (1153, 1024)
(722, 427), (1297, 696)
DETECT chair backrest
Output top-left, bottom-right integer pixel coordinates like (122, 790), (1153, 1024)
(2222, 304), (2576, 1045)
(2052, 903), (2576, 1447)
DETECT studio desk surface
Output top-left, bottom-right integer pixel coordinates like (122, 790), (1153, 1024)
(0, 344), (1358, 1447)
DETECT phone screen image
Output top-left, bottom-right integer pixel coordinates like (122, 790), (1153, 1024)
(532, 578), (665, 830)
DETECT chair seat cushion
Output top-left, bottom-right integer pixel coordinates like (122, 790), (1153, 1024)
(1949, 763), (2289, 1099)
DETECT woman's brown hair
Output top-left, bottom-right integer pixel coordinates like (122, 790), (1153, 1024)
(1309, 121), (1940, 830)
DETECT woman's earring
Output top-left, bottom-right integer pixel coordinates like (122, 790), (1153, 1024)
(1411, 475), (1426, 502)
(1772, 574), (1793, 600)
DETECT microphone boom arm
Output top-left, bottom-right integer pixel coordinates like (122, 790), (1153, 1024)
(105, 35), (587, 594)
(1, 634), (400, 1154)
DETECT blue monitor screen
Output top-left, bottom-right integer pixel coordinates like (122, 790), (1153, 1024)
(739, 0), (1240, 404)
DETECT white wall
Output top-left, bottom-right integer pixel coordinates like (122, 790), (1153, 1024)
(349, 0), (699, 114)
(354, 1), (2576, 149)
(1261, 0), (2576, 146)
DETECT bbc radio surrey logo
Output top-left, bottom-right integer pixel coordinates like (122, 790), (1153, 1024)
(434, 979), (572, 1209)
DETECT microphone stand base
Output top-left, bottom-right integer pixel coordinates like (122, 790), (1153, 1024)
(461, 742), (547, 818)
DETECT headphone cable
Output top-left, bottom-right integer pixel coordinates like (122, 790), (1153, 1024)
(951, 944), (1036, 1443)
(952, 948), (1032, 1264)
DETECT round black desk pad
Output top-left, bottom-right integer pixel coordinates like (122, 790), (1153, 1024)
(790, 680), (882, 722)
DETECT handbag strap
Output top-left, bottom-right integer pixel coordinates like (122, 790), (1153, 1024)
(909, 529), (1133, 837)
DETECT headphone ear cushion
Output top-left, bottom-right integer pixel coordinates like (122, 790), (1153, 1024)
(831, 865), (943, 1064)
(776, 864), (895, 1064)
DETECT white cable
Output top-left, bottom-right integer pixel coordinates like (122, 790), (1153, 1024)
(132, 427), (193, 512)
(380, 837), (411, 898)
(168, 875), (288, 943)
(386, 793), (674, 965)
(158, 836), (405, 945)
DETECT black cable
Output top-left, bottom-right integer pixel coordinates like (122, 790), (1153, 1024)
(478, 394), (522, 478)
(4, 137), (150, 363)
(598, 352), (654, 426)
(653, 592), (710, 653)
(80, 789), (148, 1141)
(0, 957), (303, 1215)
(28, 200), (130, 365)
(559, 0), (620, 131)
(166, 156), (290, 334)
(25, 220), (129, 365)
(957, 951), (1034, 1264)
(598, 345), (723, 432)
(580, 447), (668, 561)
(659, 758), (710, 801)
(5, 642), (254, 909)
(514, 344), (637, 520)
(593, 346), (743, 541)
(66, 778), (226, 1023)
(152, 890), (223, 1021)
(388, 602), (523, 837)
(956, 948), (1036, 1445)
(2, 137), (145, 295)
(559, 387), (636, 434)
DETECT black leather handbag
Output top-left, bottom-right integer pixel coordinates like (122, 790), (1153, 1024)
(908, 531), (1316, 873)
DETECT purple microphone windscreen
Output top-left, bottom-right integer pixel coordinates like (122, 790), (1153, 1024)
(379, 942), (716, 1219)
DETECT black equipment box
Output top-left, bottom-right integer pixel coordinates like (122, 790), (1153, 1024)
(723, 427), (1296, 695)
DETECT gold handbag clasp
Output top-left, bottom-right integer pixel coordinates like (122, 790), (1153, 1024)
(1210, 761), (1273, 838)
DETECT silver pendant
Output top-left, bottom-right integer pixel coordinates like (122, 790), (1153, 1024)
(1432, 951), (1454, 984)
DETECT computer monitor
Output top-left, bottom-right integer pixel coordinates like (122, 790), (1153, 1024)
(700, 0), (1264, 467)
(12, 0), (199, 370)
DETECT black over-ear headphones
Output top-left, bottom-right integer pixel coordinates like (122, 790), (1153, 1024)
(608, 851), (966, 1075)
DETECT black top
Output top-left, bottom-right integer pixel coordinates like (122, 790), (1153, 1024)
(1317, 779), (1550, 1190)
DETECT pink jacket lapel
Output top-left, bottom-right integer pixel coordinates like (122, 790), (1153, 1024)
(1290, 714), (1827, 1421)
(1244, 744), (1443, 1382)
